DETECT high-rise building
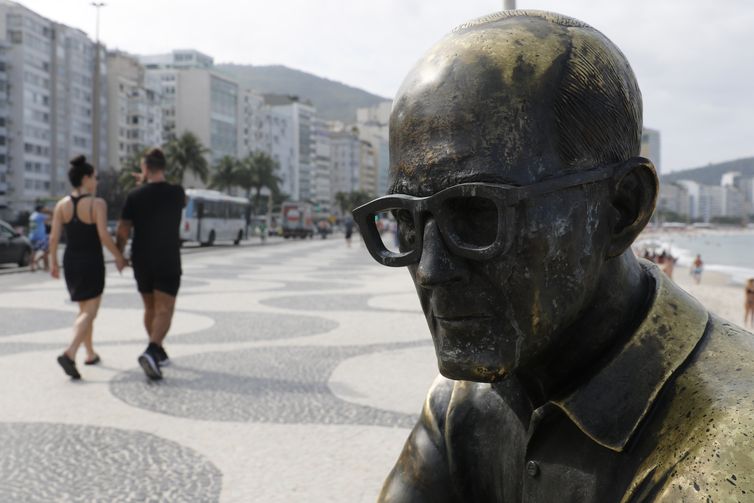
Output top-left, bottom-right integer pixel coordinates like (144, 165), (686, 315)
(106, 51), (162, 171)
(238, 90), (297, 200)
(358, 139), (377, 196)
(311, 117), (332, 210)
(329, 126), (361, 209)
(0, 0), (107, 215)
(264, 95), (315, 201)
(657, 182), (690, 220)
(356, 101), (391, 195)
(641, 128), (661, 174)
(0, 42), (10, 216)
(140, 49), (213, 70)
(140, 50), (239, 188)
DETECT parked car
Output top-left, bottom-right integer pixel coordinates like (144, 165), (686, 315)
(0, 219), (32, 267)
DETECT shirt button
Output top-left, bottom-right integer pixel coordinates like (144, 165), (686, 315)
(526, 460), (540, 478)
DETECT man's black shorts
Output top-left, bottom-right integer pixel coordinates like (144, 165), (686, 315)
(133, 267), (181, 297)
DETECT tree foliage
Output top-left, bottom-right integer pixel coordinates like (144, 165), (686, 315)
(334, 190), (372, 215)
(209, 155), (240, 192)
(164, 132), (210, 185)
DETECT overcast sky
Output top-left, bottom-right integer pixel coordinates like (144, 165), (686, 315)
(21, 0), (754, 173)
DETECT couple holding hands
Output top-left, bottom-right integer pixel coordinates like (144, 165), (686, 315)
(49, 148), (184, 381)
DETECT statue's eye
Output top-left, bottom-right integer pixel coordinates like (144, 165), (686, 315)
(392, 209), (416, 247)
(442, 196), (498, 247)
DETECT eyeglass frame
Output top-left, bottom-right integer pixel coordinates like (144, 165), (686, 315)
(352, 159), (640, 267)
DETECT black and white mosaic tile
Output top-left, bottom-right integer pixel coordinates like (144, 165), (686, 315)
(170, 311), (338, 344)
(110, 342), (428, 427)
(0, 308), (70, 337)
(0, 422), (222, 502)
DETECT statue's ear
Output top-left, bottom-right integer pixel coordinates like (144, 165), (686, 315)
(606, 157), (658, 258)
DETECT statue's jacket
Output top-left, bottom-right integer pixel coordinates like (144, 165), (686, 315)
(381, 264), (754, 502)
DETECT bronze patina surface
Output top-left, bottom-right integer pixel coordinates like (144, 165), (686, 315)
(354, 10), (754, 502)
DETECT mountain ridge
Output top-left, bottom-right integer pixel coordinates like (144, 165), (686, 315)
(662, 156), (754, 185)
(215, 63), (390, 123)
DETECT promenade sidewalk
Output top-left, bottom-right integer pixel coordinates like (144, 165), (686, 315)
(0, 238), (438, 502)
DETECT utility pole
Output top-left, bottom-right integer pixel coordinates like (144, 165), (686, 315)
(504, 0), (516, 9)
(91, 2), (105, 168)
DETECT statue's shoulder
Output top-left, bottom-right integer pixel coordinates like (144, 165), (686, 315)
(623, 315), (754, 501)
(689, 314), (754, 391)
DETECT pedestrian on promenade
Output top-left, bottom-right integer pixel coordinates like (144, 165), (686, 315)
(116, 148), (185, 381)
(49, 155), (127, 379)
(691, 254), (704, 284)
(745, 278), (754, 328)
(28, 204), (50, 272)
(344, 216), (354, 247)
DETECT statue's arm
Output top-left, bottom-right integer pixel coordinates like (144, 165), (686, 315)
(378, 377), (457, 503)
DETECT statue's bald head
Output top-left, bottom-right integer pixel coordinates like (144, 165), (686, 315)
(390, 10), (643, 194)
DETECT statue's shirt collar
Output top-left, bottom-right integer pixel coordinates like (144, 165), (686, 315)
(550, 264), (710, 452)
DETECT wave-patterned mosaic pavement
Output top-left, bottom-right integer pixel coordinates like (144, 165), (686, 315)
(0, 238), (438, 502)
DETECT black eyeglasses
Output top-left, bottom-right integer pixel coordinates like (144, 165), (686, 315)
(353, 160), (636, 267)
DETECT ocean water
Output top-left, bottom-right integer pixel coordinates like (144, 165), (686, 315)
(635, 230), (754, 285)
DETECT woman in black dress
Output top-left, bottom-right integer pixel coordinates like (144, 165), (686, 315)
(49, 156), (127, 379)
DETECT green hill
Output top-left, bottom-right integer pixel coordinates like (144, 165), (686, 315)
(662, 157), (754, 185)
(215, 64), (389, 122)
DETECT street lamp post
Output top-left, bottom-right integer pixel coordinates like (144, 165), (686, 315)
(504, 0), (516, 9)
(91, 2), (105, 168)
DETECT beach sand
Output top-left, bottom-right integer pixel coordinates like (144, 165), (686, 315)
(668, 264), (751, 329)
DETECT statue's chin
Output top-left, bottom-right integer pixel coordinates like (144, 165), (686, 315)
(437, 356), (510, 383)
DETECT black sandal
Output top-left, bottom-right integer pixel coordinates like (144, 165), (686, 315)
(84, 354), (100, 365)
(57, 353), (81, 379)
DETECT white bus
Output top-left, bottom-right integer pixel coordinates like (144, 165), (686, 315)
(180, 189), (249, 246)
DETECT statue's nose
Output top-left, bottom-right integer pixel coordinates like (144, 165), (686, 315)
(414, 218), (468, 288)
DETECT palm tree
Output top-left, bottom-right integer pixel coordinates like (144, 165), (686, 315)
(237, 151), (282, 213)
(164, 132), (210, 185)
(335, 190), (372, 215)
(335, 191), (351, 215)
(233, 156), (257, 201)
(209, 155), (240, 193)
(117, 148), (149, 192)
(249, 151), (281, 211)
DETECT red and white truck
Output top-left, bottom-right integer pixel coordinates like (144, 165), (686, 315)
(281, 202), (314, 239)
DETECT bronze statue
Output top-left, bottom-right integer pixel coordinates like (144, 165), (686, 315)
(353, 10), (754, 502)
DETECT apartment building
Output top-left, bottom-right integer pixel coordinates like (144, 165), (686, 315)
(0, 0), (107, 214)
(641, 128), (661, 174)
(310, 117), (332, 209)
(329, 127), (360, 207)
(356, 101), (391, 196)
(239, 90), (295, 198)
(0, 42), (10, 215)
(141, 50), (239, 188)
(264, 94), (314, 201)
(106, 51), (162, 171)
(358, 139), (377, 196)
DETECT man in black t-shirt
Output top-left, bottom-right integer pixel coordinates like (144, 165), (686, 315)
(117, 148), (185, 380)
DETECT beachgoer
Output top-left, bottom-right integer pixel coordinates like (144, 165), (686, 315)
(344, 216), (354, 247)
(49, 155), (127, 379)
(28, 204), (50, 272)
(692, 254), (704, 284)
(746, 279), (754, 328)
(116, 148), (185, 380)
(662, 252), (676, 279)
